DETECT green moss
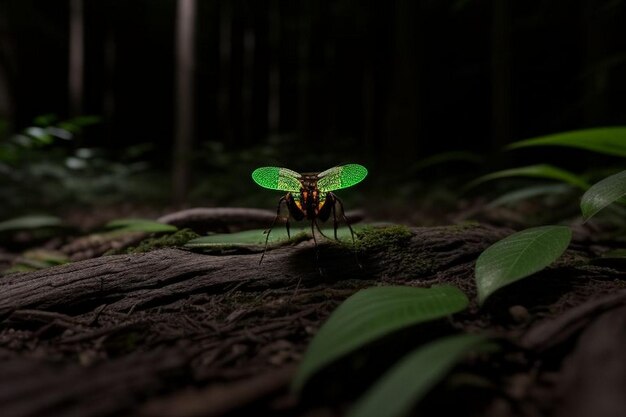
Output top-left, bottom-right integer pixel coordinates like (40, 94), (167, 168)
(443, 221), (480, 233)
(349, 225), (436, 276)
(398, 253), (435, 276)
(113, 228), (199, 254)
(353, 225), (413, 252)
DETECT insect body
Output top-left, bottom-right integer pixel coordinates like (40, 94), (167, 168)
(251, 164), (368, 263)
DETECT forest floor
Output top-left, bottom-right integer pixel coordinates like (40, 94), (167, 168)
(0, 204), (625, 417)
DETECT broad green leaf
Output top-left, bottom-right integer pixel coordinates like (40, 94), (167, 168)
(488, 184), (574, 208)
(580, 170), (626, 221)
(507, 127), (626, 157)
(292, 285), (469, 391)
(185, 226), (358, 249)
(0, 215), (63, 233)
(467, 165), (589, 190)
(346, 334), (489, 417)
(475, 226), (571, 304)
(185, 228), (303, 249)
(105, 218), (178, 233)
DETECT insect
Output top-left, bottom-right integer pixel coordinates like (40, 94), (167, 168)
(251, 163), (368, 264)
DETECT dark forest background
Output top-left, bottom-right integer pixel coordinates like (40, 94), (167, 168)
(1, 0), (625, 214)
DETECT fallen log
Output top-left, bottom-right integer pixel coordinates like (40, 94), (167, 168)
(0, 224), (623, 417)
(0, 224), (508, 316)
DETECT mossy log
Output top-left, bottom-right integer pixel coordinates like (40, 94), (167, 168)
(0, 224), (624, 417)
(0, 225), (508, 317)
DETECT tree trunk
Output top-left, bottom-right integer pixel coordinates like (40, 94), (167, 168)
(172, 0), (197, 206)
(68, 0), (84, 118)
(0, 1), (16, 134)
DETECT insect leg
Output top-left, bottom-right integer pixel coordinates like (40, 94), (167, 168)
(314, 219), (331, 240)
(260, 195), (287, 265)
(332, 199), (339, 240)
(332, 193), (362, 269)
(332, 194), (355, 244)
(310, 219), (318, 248)
(311, 220), (323, 275)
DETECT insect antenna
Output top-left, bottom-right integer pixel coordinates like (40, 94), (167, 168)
(260, 195), (287, 264)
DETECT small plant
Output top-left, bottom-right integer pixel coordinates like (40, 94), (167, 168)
(0, 114), (168, 219)
(474, 225), (571, 304)
(468, 127), (626, 212)
(470, 127), (626, 303)
(346, 334), (492, 417)
(292, 285), (490, 417)
(292, 285), (470, 391)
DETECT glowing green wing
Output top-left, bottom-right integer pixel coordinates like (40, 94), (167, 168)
(317, 164), (368, 192)
(251, 166), (302, 191)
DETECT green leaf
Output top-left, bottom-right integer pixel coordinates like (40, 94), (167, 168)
(105, 218), (178, 233)
(507, 127), (626, 157)
(25, 127), (54, 144)
(292, 285), (469, 391)
(185, 226), (360, 249)
(185, 228), (302, 249)
(580, 170), (626, 221)
(0, 215), (63, 233)
(467, 164), (589, 190)
(346, 334), (489, 417)
(475, 226), (571, 304)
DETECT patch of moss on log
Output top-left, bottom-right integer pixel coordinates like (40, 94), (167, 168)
(353, 225), (413, 252)
(110, 229), (199, 255)
(445, 221), (481, 233)
(341, 225), (435, 277)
